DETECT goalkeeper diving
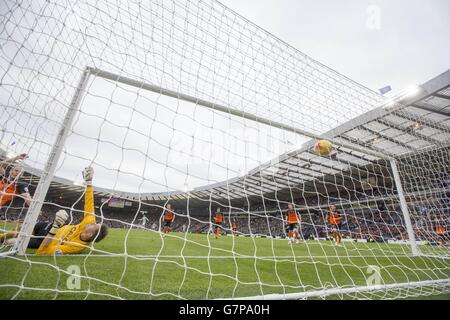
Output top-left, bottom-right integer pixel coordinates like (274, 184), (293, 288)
(2, 167), (108, 254)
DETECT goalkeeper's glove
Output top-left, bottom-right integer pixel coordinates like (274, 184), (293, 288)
(82, 166), (94, 185)
(49, 209), (69, 235)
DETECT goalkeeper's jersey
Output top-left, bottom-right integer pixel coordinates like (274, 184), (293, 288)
(36, 186), (96, 255)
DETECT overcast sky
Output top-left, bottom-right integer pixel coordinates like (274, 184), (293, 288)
(220, 0), (450, 93)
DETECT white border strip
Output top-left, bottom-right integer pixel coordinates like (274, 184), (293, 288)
(227, 278), (450, 300)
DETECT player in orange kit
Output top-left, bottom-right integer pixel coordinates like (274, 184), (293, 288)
(214, 207), (223, 239)
(231, 219), (238, 237)
(162, 203), (175, 236)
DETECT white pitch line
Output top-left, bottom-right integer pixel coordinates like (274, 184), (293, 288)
(228, 278), (450, 300)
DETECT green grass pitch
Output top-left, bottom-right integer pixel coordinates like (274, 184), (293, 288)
(1, 226), (449, 300)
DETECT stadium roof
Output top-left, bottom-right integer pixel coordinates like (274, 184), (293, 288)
(5, 70), (450, 207)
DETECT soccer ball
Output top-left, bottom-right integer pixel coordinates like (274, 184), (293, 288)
(313, 139), (333, 156)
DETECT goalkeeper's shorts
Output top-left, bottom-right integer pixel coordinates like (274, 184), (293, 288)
(28, 221), (52, 249)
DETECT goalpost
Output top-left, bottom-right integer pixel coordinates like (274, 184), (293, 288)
(1, 0), (449, 300)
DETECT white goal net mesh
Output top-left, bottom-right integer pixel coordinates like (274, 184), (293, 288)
(0, 0), (449, 300)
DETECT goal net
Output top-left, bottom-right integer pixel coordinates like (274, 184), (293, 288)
(1, 0), (449, 300)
